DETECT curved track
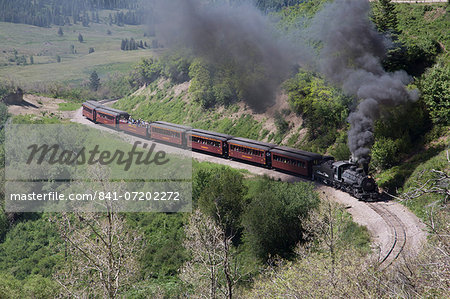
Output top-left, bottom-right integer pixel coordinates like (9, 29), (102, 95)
(367, 202), (407, 269)
(70, 107), (427, 269)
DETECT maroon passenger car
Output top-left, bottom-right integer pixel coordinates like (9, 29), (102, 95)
(270, 146), (323, 177)
(95, 107), (129, 128)
(82, 101), (100, 121)
(228, 137), (276, 166)
(149, 121), (191, 147)
(118, 117), (149, 138)
(188, 129), (232, 156)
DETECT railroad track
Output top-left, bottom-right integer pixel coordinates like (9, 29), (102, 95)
(367, 201), (407, 269)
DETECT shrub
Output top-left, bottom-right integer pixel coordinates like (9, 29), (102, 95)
(242, 179), (319, 260)
(197, 167), (247, 241)
(371, 137), (399, 170)
(419, 59), (450, 125)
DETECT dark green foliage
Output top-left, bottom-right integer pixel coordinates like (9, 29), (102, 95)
(121, 38), (147, 51)
(89, 70), (100, 91)
(274, 111), (289, 135)
(0, 86), (11, 100)
(160, 53), (192, 83)
(402, 148), (449, 220)
(0, 273), (58, 298)
(0, 217), (62, 279)
(111, 10), (144, 26)
(88, 47), (95, 54)
(56, 55), (61, 63)
(29, 55), (33, 64)
(197, 167), (248, 241)
(242, 179), (319, 260)
(371, 102), (429, 171)
(255, 0), (307, 12)
(371, 137), (400, 170)
(78, 33), (83, 43)
(188, 59), (215, 108)
(57, 27), (63, 36)
(134, 54), (192, 84)
(285, 71), (351, 153)
(188, 58), (238, 108)
(126, 213), (187, 279)
(371, 0), (398, 33)
(0, 102), (9, 124)
(136, 58), (162, 85)
(388, 4), (449, 75)
(276, 0), (328, 30)
(0, 213), (7, 243)
(419, 59), (450, 125)
(328, 131), (351, 161)
(340, 221), (371, 252)
(15, 55), (27, 65)
(124, 278), (185, 299)
(121, 38), (138, 51)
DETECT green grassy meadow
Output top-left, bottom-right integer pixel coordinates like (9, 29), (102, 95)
(0, 20), (160, 85)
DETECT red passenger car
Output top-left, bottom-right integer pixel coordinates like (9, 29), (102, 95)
(95, 107), (129, 128)
(270, 146), (323, 177)
(118, 117), (149, 138)
(82, 101), (100, 121)
(188, 129), (232, 156)
(228, 137), (275, 166)
(150, 121), (191, 147)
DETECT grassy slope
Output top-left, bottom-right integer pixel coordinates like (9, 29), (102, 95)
(113, 80), (291, 142)
(0, 20), (159, 85)
(374, 3), (449, 218)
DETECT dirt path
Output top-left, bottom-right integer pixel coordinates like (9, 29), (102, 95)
(70, 107), (428, 266)
(7, 94), (77, 119)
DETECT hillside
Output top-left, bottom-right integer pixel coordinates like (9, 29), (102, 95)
(0, 0), (449, 298)
(114, 78), (306, 146)
(0, 21), (158, 86)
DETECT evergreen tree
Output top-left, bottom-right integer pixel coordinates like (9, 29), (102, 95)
(78, 33), (84, 43)
(88, 47), (95, 54)
(130, 38), (136, 50)
(121, 39), (126, 50)
(372, 0), (398, 33)
(56, 55), (61, 63)
(30, 55), (34, 64)
(89, 71), (100, 91)
(57, 27), (63, 36)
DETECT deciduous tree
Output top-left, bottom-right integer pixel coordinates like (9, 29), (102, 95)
(181, 209), (240, 299)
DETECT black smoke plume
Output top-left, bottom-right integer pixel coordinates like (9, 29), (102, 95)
(307, 0), (419, 164)
(151, 0), (293, 111)
(150, 0), (418, 164)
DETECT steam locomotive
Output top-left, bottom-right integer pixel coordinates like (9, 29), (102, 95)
(312, 160), (379, 201)
(82, 101), (380, 201)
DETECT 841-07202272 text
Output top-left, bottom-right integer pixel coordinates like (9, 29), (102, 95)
(9, 191), (181, 202)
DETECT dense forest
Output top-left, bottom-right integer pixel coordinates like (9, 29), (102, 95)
(0, 0), (449, 298)
(0, 0), (142, 27)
